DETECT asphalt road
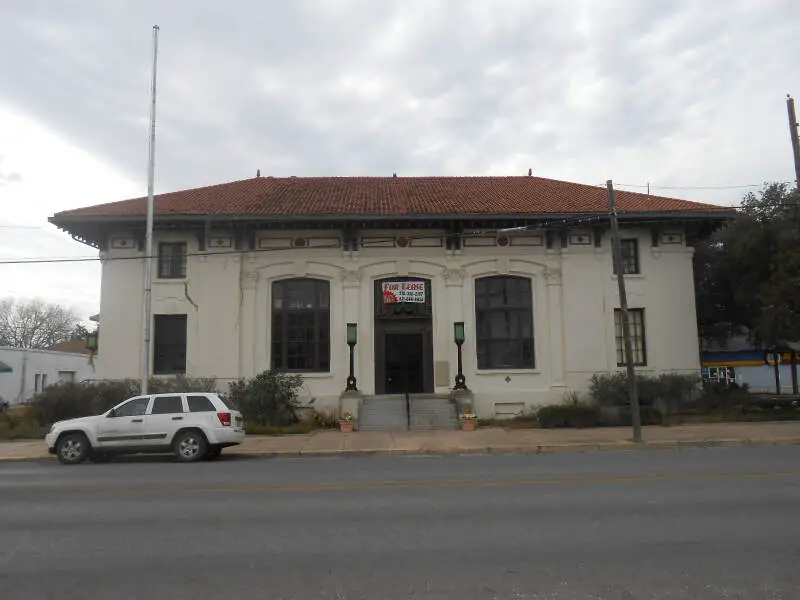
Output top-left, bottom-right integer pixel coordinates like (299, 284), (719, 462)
(1, 447), (799, 600)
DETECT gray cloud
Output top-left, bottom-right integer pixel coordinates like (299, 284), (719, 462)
(0, 157), (22, 183)
(1, 0), (798, 202)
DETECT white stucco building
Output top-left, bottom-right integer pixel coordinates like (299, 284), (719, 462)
(0, 346), (95, 404)
(50, 175), (731, 418)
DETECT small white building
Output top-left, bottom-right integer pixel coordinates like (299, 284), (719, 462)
(50, 175), (731, 418)
(0, 346), (95, 404)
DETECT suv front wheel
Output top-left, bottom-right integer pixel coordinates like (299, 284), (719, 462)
(173, 430), (207, 463)
(56, 432), (90, 465)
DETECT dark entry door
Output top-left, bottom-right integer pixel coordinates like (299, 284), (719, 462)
(374, 277), (434, 395)
(385, 333), (424, 394)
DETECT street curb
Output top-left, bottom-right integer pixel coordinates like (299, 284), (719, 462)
(2, 437), (800, 463)
(181, 436), (800, 458)
(246, 437), (800, 457)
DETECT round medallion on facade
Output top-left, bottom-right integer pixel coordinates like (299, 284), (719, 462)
(496, 235), (509, 247)
(396, 236), (409, 248)
(292, 237), (308, 248)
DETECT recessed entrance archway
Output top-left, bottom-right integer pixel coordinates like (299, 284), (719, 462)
(373, 277), (434, 394)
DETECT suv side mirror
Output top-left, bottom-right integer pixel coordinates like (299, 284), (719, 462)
(107, 409), (116, 418)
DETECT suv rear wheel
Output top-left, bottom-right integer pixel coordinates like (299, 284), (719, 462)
(56, 432), (90, 465)
(173, 430), (207, 462)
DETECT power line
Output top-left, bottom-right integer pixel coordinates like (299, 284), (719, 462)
(0, 243), (345, 266)
(615, 183), (759, 191)
(0, 212), (707, 266)
(7, 198), (800, 267)
(608, 180), (795, 191)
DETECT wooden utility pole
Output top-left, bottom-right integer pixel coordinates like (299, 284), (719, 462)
(607, 180), (643, 443)
(786, 95), (800, 395)
(787, 95), (800, 188)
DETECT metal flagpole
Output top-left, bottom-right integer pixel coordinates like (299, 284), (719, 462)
(141, 25), (159, 395)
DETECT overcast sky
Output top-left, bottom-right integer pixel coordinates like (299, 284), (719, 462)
(1, 0), (798, 321)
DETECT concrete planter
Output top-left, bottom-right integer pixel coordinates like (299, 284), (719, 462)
(339, 421), (355, 433)
(461, 418), (477, 431)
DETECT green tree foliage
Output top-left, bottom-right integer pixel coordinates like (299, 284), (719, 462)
(28, 376), (217, 425)
(70, 324), (94, 340)
(225, 370), (304, 426)
(694, 183), (800, 349)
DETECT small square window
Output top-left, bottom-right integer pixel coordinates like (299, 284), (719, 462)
(613, 239), (640, 275)
(58, 371), (76, 383)
(158, 242), (187, 279)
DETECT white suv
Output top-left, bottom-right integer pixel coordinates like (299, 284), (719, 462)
(45, 392), (245, 465)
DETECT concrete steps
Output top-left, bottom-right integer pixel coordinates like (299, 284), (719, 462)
(358, 395), (408, 431)
(409, 395), (458, 431)
(358, 394), (458, 432)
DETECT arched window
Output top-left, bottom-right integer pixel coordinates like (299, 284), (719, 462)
(271, 278), (330, 372)
(475, 276), (534, 369)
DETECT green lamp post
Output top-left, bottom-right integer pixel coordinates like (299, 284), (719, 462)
(453, 321), (467, 390)
(345, 323), (358, 392)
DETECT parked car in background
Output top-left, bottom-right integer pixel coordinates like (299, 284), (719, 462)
(45, 392), (245, 464)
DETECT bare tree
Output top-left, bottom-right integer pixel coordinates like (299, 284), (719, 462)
(0, 298), (80, 349)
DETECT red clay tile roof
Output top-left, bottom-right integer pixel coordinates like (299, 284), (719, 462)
(53, 176), (732, 220)
(48, 339), (92, 355)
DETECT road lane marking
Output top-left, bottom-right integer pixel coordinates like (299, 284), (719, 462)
(17, 469), (800, 498)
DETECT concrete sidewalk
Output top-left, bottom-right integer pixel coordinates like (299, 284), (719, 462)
(2, 421), (800, 462)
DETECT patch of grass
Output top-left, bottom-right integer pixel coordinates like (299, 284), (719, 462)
(664, 408), (800, 426)
(608, 405), (664, 427)
(8, 404), (32, 417)
(0, 414), (48, 440)
(478, 415), (539, 429)
(310, 409), (340, 429)
(537, 403), (600, 428)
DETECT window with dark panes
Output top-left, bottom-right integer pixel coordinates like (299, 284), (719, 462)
(150, 395), (184, 414)
(58, 371), (76, 383)
(475, 276), (535, 369)
(158, 242), (187, 279)
(187, 395), (216, 412)
(613, 239), (640, 275)
(113, 397), (149, 417)
(153, 314), (187, 375)
(614, 308), (647, 366)
(271, 278), (330, 372)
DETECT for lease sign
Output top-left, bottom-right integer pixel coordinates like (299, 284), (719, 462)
(382, 280), (425, 304)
